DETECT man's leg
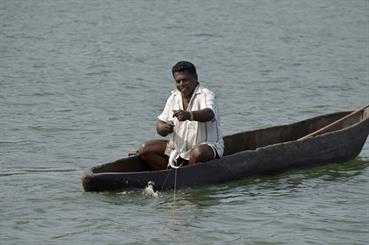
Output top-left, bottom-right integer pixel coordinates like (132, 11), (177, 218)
(189, 144), (216, 165)
(138, 140), (168, 170)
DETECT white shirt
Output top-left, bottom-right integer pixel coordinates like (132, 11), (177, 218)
(158, 84), (224, 160)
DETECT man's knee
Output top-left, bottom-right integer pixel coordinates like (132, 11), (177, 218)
(138, 140), (167, 158)
(138, 142), (150, 158)
(190, 145), (214, 164)
(190, 146), (202, 160)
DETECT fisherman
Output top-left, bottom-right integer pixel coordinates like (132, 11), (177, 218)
(139, 61), (224, 170)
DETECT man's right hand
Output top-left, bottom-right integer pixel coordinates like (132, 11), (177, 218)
(156, 120), (174, 137)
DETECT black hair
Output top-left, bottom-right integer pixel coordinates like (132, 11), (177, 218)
(171, 61), (197, 76)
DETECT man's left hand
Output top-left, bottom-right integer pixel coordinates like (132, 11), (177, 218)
(173, 110), (191, 121)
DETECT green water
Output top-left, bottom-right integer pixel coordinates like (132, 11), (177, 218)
(1, 0), (368, 244)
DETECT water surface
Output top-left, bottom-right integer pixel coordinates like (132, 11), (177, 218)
(1, 0), (368, 244)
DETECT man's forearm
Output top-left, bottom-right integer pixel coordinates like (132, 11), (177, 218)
(191, 108), (214, 122)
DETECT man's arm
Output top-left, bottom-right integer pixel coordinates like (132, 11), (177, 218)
(173, 108), (214, 122)
(156, 120), (174, 137)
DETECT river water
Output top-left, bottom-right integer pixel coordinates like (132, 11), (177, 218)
(1, 0), (368, 244)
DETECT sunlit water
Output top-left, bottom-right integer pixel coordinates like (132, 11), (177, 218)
(1, 0), (368, 244)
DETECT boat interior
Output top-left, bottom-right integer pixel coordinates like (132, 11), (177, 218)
(91, 109), (368, 173)
(223, 109), (367, 155)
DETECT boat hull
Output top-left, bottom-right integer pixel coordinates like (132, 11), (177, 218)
(81, 110), (369, 192)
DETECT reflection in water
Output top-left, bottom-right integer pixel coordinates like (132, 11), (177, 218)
(11, 158), (366, 244)
(161, 158), (369, 207)
(91, 159), (369, 208)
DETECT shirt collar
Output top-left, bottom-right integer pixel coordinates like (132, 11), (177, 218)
(193, 83), (203, 94)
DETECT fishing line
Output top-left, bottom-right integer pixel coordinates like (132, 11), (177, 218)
(160, 169), (171, 192)
(173, 168), (178, 200)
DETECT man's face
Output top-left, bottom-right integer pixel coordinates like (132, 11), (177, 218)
(173, 71), (198, 98)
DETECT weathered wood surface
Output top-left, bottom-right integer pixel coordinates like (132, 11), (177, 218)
(298, 103), (369, 140)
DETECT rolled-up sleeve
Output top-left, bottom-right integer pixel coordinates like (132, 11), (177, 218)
(200, 90), (217, 115)
(158, 95), (174, 123)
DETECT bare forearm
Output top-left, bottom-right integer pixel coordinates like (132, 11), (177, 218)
(173, 108), (215, 122)
(191, 108), (215, 122)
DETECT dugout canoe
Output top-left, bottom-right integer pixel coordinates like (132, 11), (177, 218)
(81, 109), (369, 192)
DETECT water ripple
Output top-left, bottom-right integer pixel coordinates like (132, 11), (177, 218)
(1, 0), (368, 244)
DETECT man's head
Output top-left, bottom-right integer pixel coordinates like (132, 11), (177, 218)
(172, 61), (199, 98)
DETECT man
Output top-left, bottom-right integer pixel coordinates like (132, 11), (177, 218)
(139, 61), (224, 170)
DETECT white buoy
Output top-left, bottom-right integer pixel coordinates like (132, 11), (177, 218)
(143, 181), (158, 198)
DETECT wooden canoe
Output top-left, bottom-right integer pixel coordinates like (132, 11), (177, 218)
(81, 109), (369, 192)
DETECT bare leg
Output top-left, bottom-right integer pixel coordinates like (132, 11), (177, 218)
(138, 140), (168, 170)
(189, 144), (215, 165)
